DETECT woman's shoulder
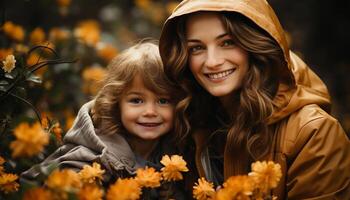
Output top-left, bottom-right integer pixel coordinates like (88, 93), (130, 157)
(276, 103), (347, 157)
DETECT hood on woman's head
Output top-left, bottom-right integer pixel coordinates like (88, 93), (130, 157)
(160, 0), (290, 69)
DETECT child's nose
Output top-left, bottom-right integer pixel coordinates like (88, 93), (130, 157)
(142, 103), (158, 117)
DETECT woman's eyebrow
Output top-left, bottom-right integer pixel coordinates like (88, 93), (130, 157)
(186, 33), (229, 42)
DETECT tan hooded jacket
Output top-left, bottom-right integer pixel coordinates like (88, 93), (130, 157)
(159, 0), (350, 199)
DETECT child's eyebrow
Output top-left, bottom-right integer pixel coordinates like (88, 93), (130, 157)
(125, 91), (143, 95)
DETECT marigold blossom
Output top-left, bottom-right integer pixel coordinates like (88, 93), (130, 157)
(30, 27), (46, 45)
(79, 162), (105, 184)
(74, 20), (100, 46)
(193, 177), (215, 200)
(46, 169), (81, 192)
(135, 166), (161, 188)
(248, 161), (282, 193)
(106, 178), (141, 200)
(23, 187), (52, 200)
(10, 122), (49, 158)
(160, 155), (189, 181)
(78, 184), (104, 200)
(2, 54), (16, 73)
(0, 173), (19, 194)
(215, 175), (253, 200)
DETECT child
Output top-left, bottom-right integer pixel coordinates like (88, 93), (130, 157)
(21, 40), (185, 198)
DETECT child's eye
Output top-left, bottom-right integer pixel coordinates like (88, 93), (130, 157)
(129, 98), (143, 104)
(188, 45), (204, 54)
(158, 98), (171, 105)
(222, 39), (235, 47)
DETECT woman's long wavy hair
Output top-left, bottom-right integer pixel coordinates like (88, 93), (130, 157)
(91, 40), (181, 137)
(161, 12), (290, 177)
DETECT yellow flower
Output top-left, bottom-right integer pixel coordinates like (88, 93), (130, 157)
(79, 162), (105, 184)
(23, 187), (52, 200)
(215, 175), (253, 200)
(30, 27), (46, 45)
(82, 66), (107, 95)
(77, 184), (104, 200)
(106, 178), (141, 200)
(10, 122), (49, 158)
(248, 161), (282, 193)
(74, 20), (100, 46)
(160, 155), (189, 181)
(0, 173), (19, 194)
(96, 43), (118, 62)
(193, 177), (215, 200)
(2, 54), (16, 73)
(135, 166), (161, 188)
(46, 169), (81, 192)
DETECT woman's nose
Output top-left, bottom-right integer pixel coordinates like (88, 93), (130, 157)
(205, 47), (224, 68)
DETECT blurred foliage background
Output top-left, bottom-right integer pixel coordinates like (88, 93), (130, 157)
(0, 0), (349, 197)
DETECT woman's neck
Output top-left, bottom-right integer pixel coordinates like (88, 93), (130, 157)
(219, 92), (240, 114)
(126, 136), (160, 160)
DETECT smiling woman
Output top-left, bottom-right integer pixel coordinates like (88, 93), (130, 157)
(159, 0), (350, 199)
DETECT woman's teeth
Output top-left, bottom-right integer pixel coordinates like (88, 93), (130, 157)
(207, 69), (234, 79)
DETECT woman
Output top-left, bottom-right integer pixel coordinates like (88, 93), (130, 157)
(159, 0), (350, 199)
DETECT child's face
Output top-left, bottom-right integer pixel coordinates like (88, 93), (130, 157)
(119, 74), (174, 141)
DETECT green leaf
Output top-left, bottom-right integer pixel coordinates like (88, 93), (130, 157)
(0, 80), (9, 86)
(26, 74), (42, 84)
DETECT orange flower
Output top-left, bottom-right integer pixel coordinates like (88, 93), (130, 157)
(96, 43), (118, 62)
(160, 155), (188, 181)
(0, 48), (13, 60)
(135, 0), (151, 10)
(193, 177), (215, 200)
(10, 122), (49, 158)
(26, 52), (42, 67)
(57, 0), (71, 7)
(215, 175), (253, 200)
(166, 1), (178, 15)
(82, 66), (107, 95)
(30, 27), (46, 45)
(0, 156), (5, 175)
(51, 122), (63, 142)
(0, 173), (19, 194)
(49, 27), (70, 42)
(3, 21), (25, 42)
(2, 54), (16, 73)
(23, 187), (52, 200)
(77, 184), (104, 200)
(135, 166), (161, 188)
(248, 161), (282, 194)
(79, 162), (105, 184)
(46, 169), (81, 192)
(106, 178), (141, 200)
(74, 20), (100, 46)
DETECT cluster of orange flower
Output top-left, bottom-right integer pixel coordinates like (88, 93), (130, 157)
(19, 155), (188, 200)
(192, 161), (282, 200)
(0, 156), (19, 194)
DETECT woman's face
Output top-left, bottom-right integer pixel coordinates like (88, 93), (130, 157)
(186, 12), (249, 99)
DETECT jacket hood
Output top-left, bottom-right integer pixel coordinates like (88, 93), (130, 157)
(159, 0), (331, 123)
